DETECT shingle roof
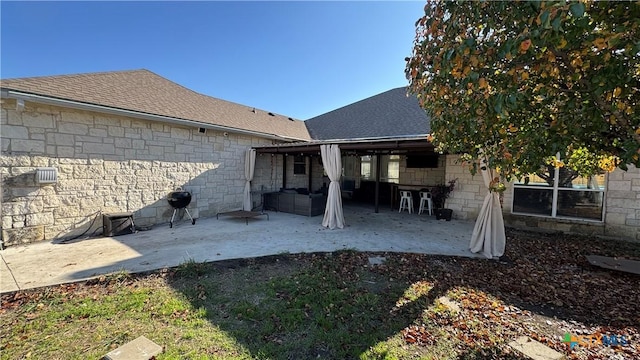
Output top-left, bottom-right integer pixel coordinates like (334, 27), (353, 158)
(1, 69), (310, 140)
(304, 87), (430, 140)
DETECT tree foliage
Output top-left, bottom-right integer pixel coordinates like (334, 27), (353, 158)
(406, 0), (640, 180)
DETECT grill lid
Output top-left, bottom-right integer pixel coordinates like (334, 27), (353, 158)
(168, 187), (192, 209)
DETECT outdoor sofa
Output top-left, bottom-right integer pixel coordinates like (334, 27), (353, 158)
(264, 188), (326, 217)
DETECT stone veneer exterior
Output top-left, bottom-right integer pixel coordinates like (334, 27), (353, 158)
(1, 99), (285, 246)
(444, 154), (640, 241)
(2, 96), (638, 246)
(398, 154), (446, 186)
(281, 155), (325, 192)
(439, 155), (486, 220)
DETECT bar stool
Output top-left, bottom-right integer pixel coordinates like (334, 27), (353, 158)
(398, 190), (414, 213)
(418, 191), (433, 215)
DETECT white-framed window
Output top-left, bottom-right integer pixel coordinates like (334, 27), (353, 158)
(360, 155), (400, 183)
(360, 155), (372, 180)
(293, 155), (306, 175)
(512, 156), (606, 221)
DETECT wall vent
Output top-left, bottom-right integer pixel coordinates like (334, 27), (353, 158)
(36, 167), (58, 184)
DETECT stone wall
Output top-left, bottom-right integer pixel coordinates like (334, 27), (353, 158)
(503, 167), (640, 241)
(282, 155), (324, 192)
(309, 158), (326, 192)
(0, 99), (278, 246)
(445, 153), (640, 241)
(604, 165), (640, 240)
(398, 155), (445, 186)
(254, 155), (325, 193)
(252, 153), (283, 208)
(442, 155), (486, 220)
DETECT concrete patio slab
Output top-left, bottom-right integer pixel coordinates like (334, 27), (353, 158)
(0, 256), (19, 293)
(0, 204), (482, 293)
(508, 336), (565, 360)
(103, 335), (163, 360)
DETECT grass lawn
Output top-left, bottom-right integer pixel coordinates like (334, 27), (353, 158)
(1, 229), (639, 359)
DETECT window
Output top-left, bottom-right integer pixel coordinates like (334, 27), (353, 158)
(512, 157), (606, 221)
(360, 155), (372, 179)
(293, 155), (306, 175)
(385, 155), (400, 183)
(360, 155), (400, 183)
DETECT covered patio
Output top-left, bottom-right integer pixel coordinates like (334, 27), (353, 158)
(250, 138), (505, 260)
(0, 203), (479, 293)
(253, 136), (441, 214)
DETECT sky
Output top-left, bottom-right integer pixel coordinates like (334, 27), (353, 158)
(0, 1), (425, 120)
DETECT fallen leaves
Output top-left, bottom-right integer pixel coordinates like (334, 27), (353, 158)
(371, 229), (640, 359)
(402, 325), (435, 345)
(1, 230), (638, 359)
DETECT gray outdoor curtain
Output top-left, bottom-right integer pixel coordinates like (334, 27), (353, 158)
(243, 148), (256, 211)
(470, 154), (506, 258)
(320, 144), (344, 229)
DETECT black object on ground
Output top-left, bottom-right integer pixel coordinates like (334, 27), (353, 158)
(167, 188), (196, 228)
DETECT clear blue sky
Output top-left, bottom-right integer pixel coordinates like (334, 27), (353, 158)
(1, 1), (424, 120)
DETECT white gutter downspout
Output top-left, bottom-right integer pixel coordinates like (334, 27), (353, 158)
(2, 90), (309, 142)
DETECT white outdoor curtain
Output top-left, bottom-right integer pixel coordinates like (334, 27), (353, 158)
(320, 144), (344, 229)
(470, 154), (506, 259)
(243, 148), (256, 211)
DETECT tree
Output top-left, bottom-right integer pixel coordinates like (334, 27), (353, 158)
(405, 0), (640, 180)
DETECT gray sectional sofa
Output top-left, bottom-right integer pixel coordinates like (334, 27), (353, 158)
(264, 189), (326, 217)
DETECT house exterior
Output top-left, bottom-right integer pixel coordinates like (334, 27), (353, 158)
(1, 70), (638, 247)
(0, 70), (309, 246)
(261, 87), (640, 242)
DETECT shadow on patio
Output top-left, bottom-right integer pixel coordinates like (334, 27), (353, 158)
(2, 205), (639, 359)
(0, 203), (479, 292)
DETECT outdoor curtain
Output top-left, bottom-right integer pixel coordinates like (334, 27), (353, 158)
(243, 148), (256, 211)
(320, 144), (344, 229)
(470, 154), (506, 259)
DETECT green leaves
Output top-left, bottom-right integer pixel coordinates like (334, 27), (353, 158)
(569, 2), (585, 17)
(406, 0), (640, 179)
(540, 10), (551, 29)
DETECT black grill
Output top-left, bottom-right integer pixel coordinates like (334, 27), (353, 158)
(167, 188), (196, 228)
(168, 191), (192, 209)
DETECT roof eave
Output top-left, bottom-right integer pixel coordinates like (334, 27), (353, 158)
(1, 89), (309, 142)
(254, 136), (435, 154)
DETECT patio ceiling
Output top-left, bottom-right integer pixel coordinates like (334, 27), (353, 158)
(254, 137), (437, 156)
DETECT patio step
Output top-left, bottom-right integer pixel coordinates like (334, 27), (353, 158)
(102, 336), (162, 360)
(508, 336), (564, 360)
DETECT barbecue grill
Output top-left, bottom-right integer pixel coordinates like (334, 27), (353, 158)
(168, 187), (196, 228)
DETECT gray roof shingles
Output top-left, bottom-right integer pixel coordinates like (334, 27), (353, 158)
(304, 87), (430, 140)
(1, 69), (311, 141)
